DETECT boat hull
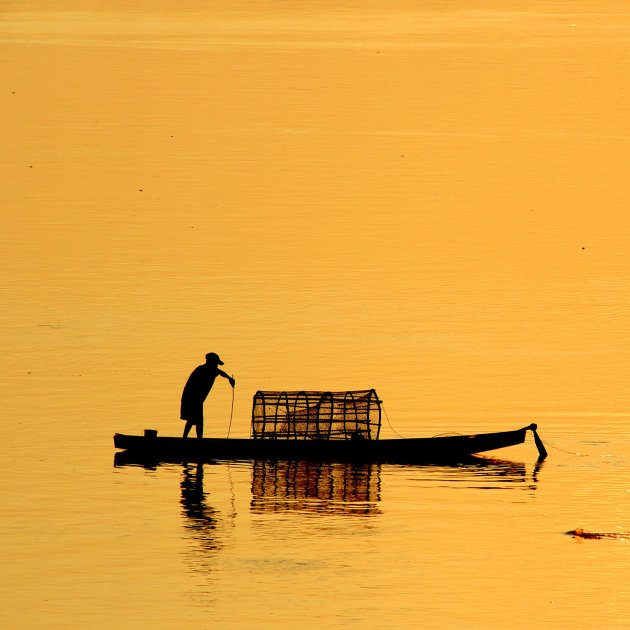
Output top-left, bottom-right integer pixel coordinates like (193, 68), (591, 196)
(114, 425), (539, 465)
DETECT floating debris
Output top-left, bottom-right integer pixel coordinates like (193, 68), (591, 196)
(566, 528), (630, 540)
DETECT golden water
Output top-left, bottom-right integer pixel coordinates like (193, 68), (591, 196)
(3, 3), (630, 628)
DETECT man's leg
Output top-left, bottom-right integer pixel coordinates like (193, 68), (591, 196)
(196, 421), (203, 439)
(183, 421), (194, 438)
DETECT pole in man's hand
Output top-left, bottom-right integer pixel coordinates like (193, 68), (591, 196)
(227, 375), (235, 439)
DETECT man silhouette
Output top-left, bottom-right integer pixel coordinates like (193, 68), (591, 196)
(181, 353), (235, 438)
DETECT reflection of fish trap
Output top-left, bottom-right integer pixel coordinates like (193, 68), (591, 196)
(251, 460), (382, 515)
(251, 390), (381, 440)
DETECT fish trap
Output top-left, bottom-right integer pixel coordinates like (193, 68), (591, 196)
(251, 390), (381, 440)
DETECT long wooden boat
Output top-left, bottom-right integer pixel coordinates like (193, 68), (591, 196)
(113, 423), (547, 464)
(115, 391), (547, 464)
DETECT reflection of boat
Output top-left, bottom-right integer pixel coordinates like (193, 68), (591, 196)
(114, 390), (547, 464)
(251, 460), (381, 515)
(420, 454), (545, 491)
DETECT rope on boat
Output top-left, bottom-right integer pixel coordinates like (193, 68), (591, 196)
(382, 403), (406, 439)
(227, 376), (235, 439)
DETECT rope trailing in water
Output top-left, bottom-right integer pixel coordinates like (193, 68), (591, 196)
(227, 376), (235, 439)
(539, 438), (586, 456)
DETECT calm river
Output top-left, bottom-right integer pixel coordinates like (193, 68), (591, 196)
(3, 2), (630, 628)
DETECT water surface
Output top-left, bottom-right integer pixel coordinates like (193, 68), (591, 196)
(3, 2), (630, 628)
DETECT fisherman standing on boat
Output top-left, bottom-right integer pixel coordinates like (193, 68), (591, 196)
(181, 353), (235, 438)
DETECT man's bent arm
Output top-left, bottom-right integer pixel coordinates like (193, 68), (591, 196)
(218, 369), (236, 387)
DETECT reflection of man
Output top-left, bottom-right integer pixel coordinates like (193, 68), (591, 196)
(180, 463), (222, 552)
(181, 353), (235, 438)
